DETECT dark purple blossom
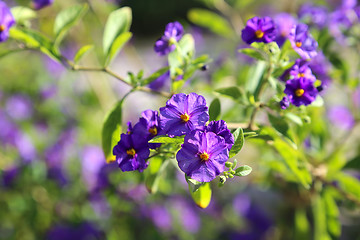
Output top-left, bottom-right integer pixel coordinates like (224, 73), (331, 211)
(46, 222), (104, 240)
(154, 21), (184, 56)
(113, 133), (150, 172)
(149, 70), (169, 91)
(289, 59), (316, 82)
(2, 166), (20, 188)
(176, 130), (229, 182)
(327, 106), (355, 130)
(284, 77), (318, 107)
(241, 16), (277, 44)
(279, 96), (290, 109)
(0, 1), (15, 43)
(5, 94), (33, 120)
(298, 4), (328, 29)
(289, 23), (318, 59)
(32, 0), (54, 10)
(160, 92), (209, 137)
(132, 110), (161, 149)
(274, 13), (296, 47)
(204, 120), (234, 150)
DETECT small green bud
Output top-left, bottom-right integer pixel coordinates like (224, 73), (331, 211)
(225, 162), (233, 168)
(230, 170), (236, 175)
(233, 159), (237, 168)
(228, 173), (234, 178)
(168, 37), (177, 45)
(219, 176), (226, 184)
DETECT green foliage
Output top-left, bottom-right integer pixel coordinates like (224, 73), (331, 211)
(103, 7), (132, 66)
(145, 157), (169, 193)
(188, 181), (212, 209)
(234, 165), (252, 177)
(10, 6), (37, 25)
(54, 4), (89, 46)
(215, 86), (243, 101)
(209, 98), (221, 121)
(229, 127), (244, 158)
(188, 8), (235, 38)
(149, 135), (185, 144)
(185, 175), (205, 193)
(102, 100), (124, 162)
(140, 67), (170, 86)
(73, 45), (94, 63)
(238, 48), (266, 61)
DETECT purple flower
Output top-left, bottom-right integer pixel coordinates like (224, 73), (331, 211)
(308, 52), (332, 88)
(2, 166), (20, 188)
(149, 70), (169, 91)
(279, 96), (290, 109)
(289, 59), (316, 81)
(32, 0), (54, 10)
(327, 106), (355, 130)
(154, 21), (184, 56)
(5, 94), (33, 120)
(298, 4), (328, 29)
(159, 93), (209, 137)
(241, 16), (277, 44)
(172, 197), (201, 233)
(274, 13), (296, 47)
(81, 145), (106, 192)
(146, 205), (172, 231)
(289, 23), (318, 59)
(176, 130), (229, 182)
(0, 1), (15, 43)
(284, 77), (318, 107)
(132, 110), (162, 149)
(204, 120), (234, 150)
(46, 222), (104, 240)
(113, 133), (150, 172)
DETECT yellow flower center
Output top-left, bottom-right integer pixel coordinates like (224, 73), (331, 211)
(126, 148), (136, 157)
(199, 152), (210, 161)
(148, 126), (158, 136)
(0, 25), (6, 32)
(295, 89), (305, 97)
(180, 113), (190, 123)
(255, 30), (264, 39)
(298, 73), (305, 77)
(295, 41), (302, 48)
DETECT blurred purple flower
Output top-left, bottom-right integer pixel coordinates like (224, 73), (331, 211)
(2, 166), (20, 188)
(154, 21), (184, 56)
(274, 13), (296, 47)
(5, 94), (33, 120)
(145, 205), (172, 231)
(41, 84), (58, 100)
(149, 70), (170, 91)
(0, 1), (15, 43)
(241, 16), (277, 44)
(81, 145), (106, 192)
(172, 197), (201, 233)
(233, 194), (273, 239)
(280, 96), (290, 110)
(298, 4), (328, 28)
(308, 52), (332, 88)
(46, 222), (104, 240)
(0, 110), (19, 145)
(159, 92), (209, 137)
(32, 0), (53, 10)
(15, 133), (37, 162)
(284, 77), (318, 107)
(327, 106), (355, 130)
(289, 23), (318, 59)
(176, 130), (228, 182)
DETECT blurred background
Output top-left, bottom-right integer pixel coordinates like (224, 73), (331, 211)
(1, 0), (360, 239)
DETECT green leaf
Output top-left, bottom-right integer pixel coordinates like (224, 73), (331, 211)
(185, 175), (205, 193)
(54, 4), (89, 46)
(189, 182), (212, 209)
(149, 135), (184, 144)
(145, 157), (169, 194)
(73, 45), (93, 63)
(234, 165), (252, 177)
(268, 113), (290, 138)
(294, 208), (310, 240)
(178, 34), (195, 57)
(188, 8), (234, 38)
(102, 100), (124, 162)
(323, 190), (340, 237)
(11, 6), (37, 25)
(9, 27), (60, 61)
(215, 86), (242, 100)
(333, 172), (360, 201)
(313, 196), (332, 240)
(141, 67), (169, 86)
(229, 127), (244, 158)
(273, 139), (311, 188)
(104, 32), (132, 66)
(209, 98), (221, 121)
(285, 113), (303, 126)
(343, 155), (360, 170)
(103, 7), (132, 65)
(238, 48), (266, 61)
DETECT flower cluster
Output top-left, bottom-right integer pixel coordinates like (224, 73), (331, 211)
(32, 0), (54, 10)
(113, 93), (234, 182)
